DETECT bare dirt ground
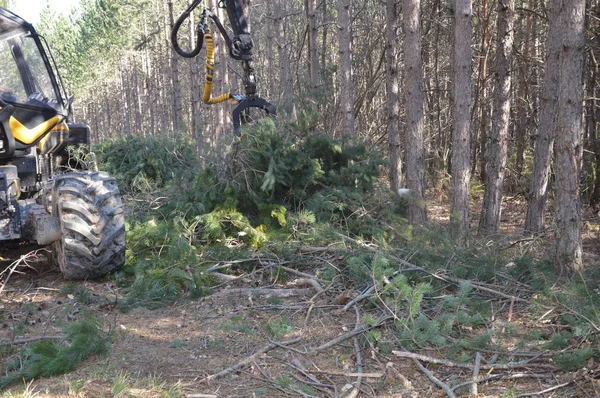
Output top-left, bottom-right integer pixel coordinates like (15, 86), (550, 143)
(2, 199), (600, 397)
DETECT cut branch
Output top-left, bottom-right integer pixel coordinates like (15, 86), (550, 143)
(342, 285), (376, 311)
(280, 265), (327, 284)
(308, 317), (392, 355)
(3, 335), (64, 344)
(200, 337), (302, 383)
(202, 288), (313, 302)
(392, 350), (556, 370)
(314, 370), (384, 378)
(343, 307), (365, 398)
(451, 372), (552, 392)
(511, 380), (574, 398)
(412, 357), (457, 398)
(471, 352), (482, 396)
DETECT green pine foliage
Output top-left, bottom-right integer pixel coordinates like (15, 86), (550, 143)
(95, 134), (201, 195)
(193, 205), (267, 247)
(553, 348), (595, 371)
(0, 312), (111, 389)
(544, 332), (571, 350)
(117, 219), (218, 310)
(231, 119), (387, 233)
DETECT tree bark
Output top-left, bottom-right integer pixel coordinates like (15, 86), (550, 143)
(321, 0), (328, 71)
(215, 1), (228, 142)
(387, 0), (402, 191)
(450, 0), (473, 232)
(554, 0), (585, 276)
(474, 0), (491, 182)
(157, 54), (168, 135)
(584, 1), (599, 208)
(167, 0), (184, 133)
(479, 0), (514, 234)
(428, 0), (448, 194)
(139, 13), (154, 138)
(265, 3), (276, 101)
(589, 43), (600, 209)
(275, 0), (296, 122)
(188, 0), (203, 151)
(524, 0), (562, 234)
(306, 0), (320, 89)
(338, 0), (355, 137)
(104, 66), (113, 136)
(119, 56), (132, 135)
(403, 0), (427, 223)
(132, 54), (143, 136)
(514, 0), (535, 179)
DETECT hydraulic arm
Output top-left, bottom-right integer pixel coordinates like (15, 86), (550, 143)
(171, 0), (276, 135)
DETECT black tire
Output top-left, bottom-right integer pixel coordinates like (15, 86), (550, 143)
(47, 171), (126, 279)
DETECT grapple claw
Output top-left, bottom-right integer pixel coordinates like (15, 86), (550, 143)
(232, 96), (277, 136)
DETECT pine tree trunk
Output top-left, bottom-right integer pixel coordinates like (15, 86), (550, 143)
(321, 0), (328, 71)
(524, 0), (562, 234)
(386, 0), (402, 190)
(589, 47), (600, 208)
(429, 0), (446, 193)
(275, 0), (296, 121)
(306, 0), (320, 89)
(167, 0), (184, 133)
(188, 0), (203, 151)
(583, 5), (599, 207)
(403, 0), (427, 223)
(513, 10), (524, 176)
(141, 14), (154, 137)
(554, 0), (585, 276)
(146, 49), (156, 137)
(450, 0), (473, 232)
(474, 0), (491, 182)
(265, 1), (276, 100)
(479, 0), (514, 234)
(215, 0), (228, 141)
(515, 0), (535, 179)
(338, 0), (355, 137)
(157, 55), (168, 135)
(132, 55), (143, 136)
(120, 57), (132, 135)
(104, 72), (112, 136)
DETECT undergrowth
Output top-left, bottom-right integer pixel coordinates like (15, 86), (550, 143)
(4, 121), (600, 391)
(94, 120), (600, 373)
(0, 312), (111, 389)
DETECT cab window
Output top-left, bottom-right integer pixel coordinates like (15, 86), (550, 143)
(0, 32), (59, 110)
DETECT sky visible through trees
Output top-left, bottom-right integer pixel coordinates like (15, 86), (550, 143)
(11, 0), (79, 24)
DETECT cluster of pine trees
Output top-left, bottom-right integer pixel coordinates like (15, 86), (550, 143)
(6, 0), (598, 276)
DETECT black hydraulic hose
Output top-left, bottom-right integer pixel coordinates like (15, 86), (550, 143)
(171, 0), (205, 58)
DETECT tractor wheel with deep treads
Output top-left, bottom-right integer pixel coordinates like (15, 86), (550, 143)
(46, 171), (126, 280)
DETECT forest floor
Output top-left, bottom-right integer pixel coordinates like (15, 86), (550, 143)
(2, 197), (600, 398)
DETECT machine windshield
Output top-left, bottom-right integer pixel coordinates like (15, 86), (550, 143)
(0, 30), (60, 111)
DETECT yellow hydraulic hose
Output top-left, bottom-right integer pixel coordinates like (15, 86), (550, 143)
(203, 28), (235, 105)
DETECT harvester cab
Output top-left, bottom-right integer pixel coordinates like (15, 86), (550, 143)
(0, 8), (70, 161)
(0, 7), (126, 280)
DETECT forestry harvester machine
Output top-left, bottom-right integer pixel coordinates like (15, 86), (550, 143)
(0, 8), (126, 279)
(171, 0), (276, 136)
